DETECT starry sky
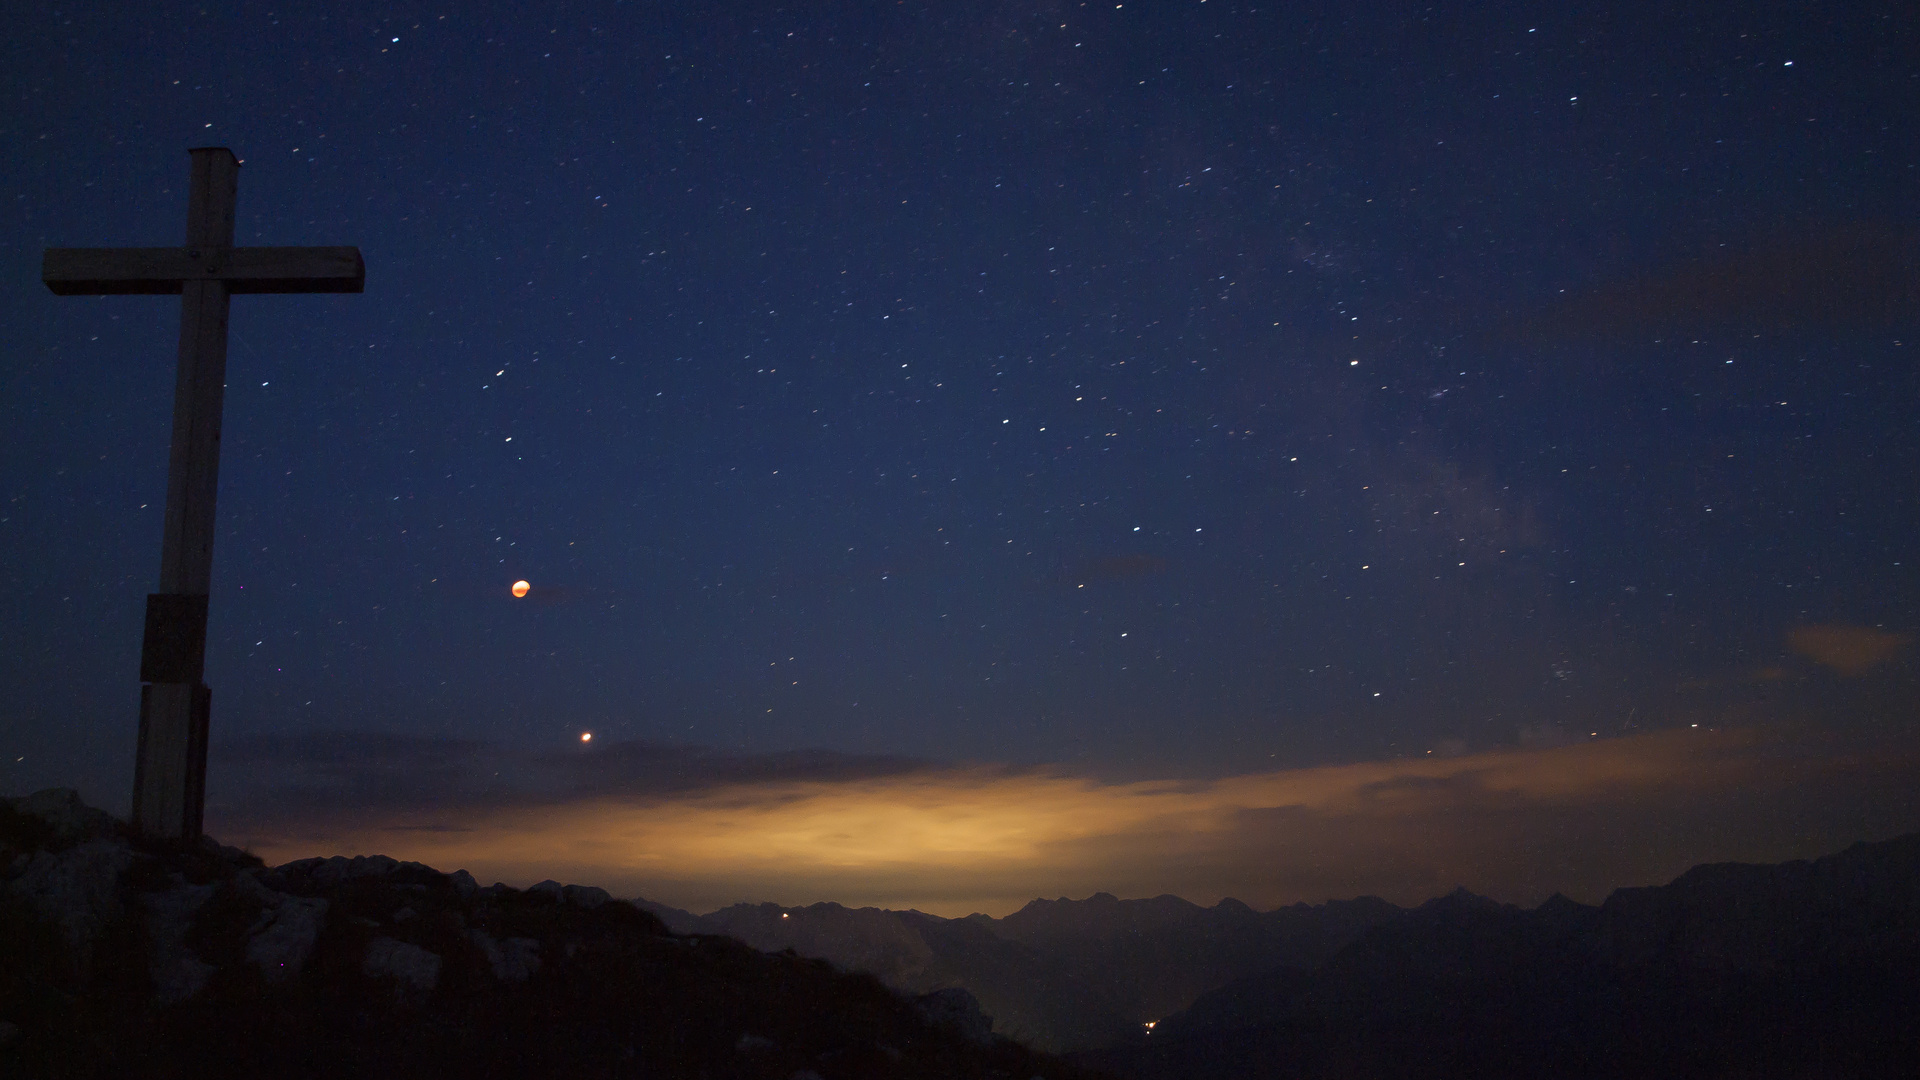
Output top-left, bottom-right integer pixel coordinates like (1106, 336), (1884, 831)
(4, 0), (1918, 914)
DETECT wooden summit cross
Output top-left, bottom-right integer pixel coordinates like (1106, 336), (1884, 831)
(43, 147), (364, 840)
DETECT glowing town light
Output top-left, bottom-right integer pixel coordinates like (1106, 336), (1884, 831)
(580, 732), (592, 743)
(511, 580), (530, 598)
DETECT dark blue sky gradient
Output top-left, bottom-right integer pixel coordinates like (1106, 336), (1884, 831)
(5, 0), (1917, 812)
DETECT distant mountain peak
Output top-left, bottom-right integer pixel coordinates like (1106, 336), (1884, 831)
(1534, 892), (1597, 915)
(1414, 886), (1507, 916)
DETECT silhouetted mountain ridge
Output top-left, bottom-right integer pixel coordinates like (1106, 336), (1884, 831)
(658, 889), (1407, 1050)
(1081, 832), (1920, 1079)
(1589, 832), (1920, 971)
(638, 834), (1920, 1072)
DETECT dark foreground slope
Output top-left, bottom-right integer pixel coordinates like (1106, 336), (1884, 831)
(0, 790), (1100, 1080)
(1079, 836), (1920, 1080)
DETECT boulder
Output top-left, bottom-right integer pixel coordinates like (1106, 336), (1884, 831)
(7, 837), (138, 961)
(271, 853), (448, 892)
(526, 880), (612, 907)
(363, 936), (443, 995)
(241, 880), (330, 984)
(448, 868), (479, 899)
(12, 788), (119, 845)
(142, 877), (218, 1003)
(469, 929), (542, 982)
(735, 1033), (778, 1053)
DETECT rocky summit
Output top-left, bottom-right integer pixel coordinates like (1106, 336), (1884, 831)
(0, 789), (1098, 1080)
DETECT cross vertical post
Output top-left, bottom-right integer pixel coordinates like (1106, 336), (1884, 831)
(134, 147), (237, 840)
(42, 148), (364, 840)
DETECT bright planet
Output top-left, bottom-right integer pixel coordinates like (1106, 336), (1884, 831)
(510, 580), (530, 598)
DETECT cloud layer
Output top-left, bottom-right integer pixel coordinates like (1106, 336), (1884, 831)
(208, 724), (1920, 917)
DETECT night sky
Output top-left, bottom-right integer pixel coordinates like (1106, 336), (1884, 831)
(5, 0), (1918, 915)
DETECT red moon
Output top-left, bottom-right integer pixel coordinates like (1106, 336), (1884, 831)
(511, 580), (531, 598)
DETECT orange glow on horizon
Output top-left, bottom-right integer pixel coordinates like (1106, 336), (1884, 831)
(221, 725), (1920, 918)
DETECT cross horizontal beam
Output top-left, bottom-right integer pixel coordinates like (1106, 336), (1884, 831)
(41, 147), (366, 841)
(43, 245), (365, 295)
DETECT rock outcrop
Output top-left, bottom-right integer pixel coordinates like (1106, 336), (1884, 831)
(468, 928), (542, 982)
(0, 789), (1090, 1080)
(8, 839), (138, 964)
(141, 876), (218, 1002)
(362, 935), (443, 996)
